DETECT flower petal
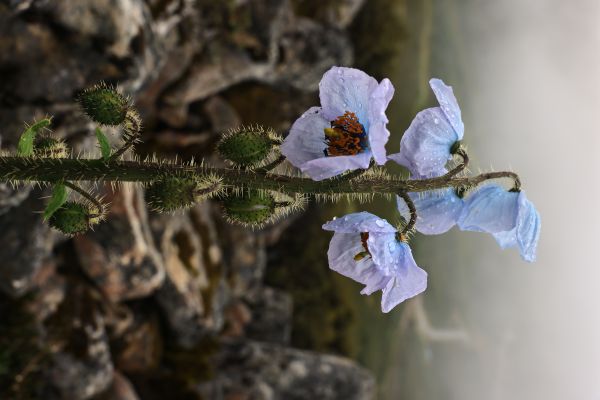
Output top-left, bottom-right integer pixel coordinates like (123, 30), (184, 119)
(396, 189), (463, 235)
(492, 191), (541, 262)
(429, 78), (464, 139)
(458, 184), (519, 233)
(367, 78), (395, 165)
(515, 193), (541, 262)
(327, 231), (389, 287)
(389, 107), (459, 177)
(322, 211), (396, 234)
(381, 243), (427, 313)
(301, 151), (371, 181)
(280, 107), (329, 167)
(319, 66), (379, 124)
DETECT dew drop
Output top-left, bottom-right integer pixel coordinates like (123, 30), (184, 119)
(375, 219), (385, 227)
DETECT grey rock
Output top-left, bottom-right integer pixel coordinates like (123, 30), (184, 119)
(48, 286), (114, 400)
(245, 287), (293, 345)
(96, 371), (141, 400)
(151, 205), (227, 348)
(163, 0), (353, 106)
(74, 185), (165, 302)
(0, 188), (58, 297)
(0, 182), (31, 216)
(198, 340), (376, 400)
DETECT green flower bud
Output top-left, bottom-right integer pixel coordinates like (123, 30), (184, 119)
(145, 176), (220, 212)
(34, 137), (68, 158)
(217, 126), (278, 168)
(77, 83), (129, 126)
(222, 190), (275, 227)
(49, 202), (99, 235)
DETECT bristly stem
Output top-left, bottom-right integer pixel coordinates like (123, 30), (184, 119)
(397, 191), (417, 235)
(64, 181), (105, 217)
(0, 157), (520, 195)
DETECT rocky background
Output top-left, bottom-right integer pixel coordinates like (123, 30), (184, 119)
(0, 0), (379, 399)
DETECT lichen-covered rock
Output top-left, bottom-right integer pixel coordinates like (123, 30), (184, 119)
(150, 207), (227, 348)
(74, 185), (165, 302)
(197, 340), (376, 400)
(47, 285), (114, 400)
(0, 188), (59, 297)
(244, 287), (293, 345)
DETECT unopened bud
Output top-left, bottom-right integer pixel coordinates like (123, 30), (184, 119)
(217, 126), (277, 168)
(222, 190), (275, 227)
(77, 83), (129, 126)
(49, 202), (99, 235)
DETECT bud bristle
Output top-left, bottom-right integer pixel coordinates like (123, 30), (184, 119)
(34, 136), (68, 158)
(222, 189), (275, 227)
(77, 82), (129, 126)
(217, 126), (276, 168)
(49, 202), (99, 235)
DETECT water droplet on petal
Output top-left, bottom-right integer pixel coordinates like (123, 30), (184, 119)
(375, 220), (385, 227)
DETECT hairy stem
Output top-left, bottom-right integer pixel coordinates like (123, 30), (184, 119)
(0, 157), (519, 195)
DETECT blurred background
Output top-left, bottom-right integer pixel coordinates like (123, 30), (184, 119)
(1, 0), (599, 399)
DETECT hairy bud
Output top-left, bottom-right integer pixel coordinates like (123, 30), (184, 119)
(217, 126), (280, 168)
(34, 137), (68, 158)
(222, 190), (275, 227)
(145, 176), (221, 212)
(49, 202), (99, 235)
(77, 83), (130, 126)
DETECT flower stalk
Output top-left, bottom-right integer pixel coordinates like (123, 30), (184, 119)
(0, 156), (519, 195)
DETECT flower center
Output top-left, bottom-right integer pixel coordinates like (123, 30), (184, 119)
(354, 232), (371, 261)
(323, 111), (367, 157)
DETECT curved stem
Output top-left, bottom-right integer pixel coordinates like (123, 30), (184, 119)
(64, 181), (104, 217)
(442, 148), (469, 179)
(108, 110), (141, 161)
(397, 191), (417, 235)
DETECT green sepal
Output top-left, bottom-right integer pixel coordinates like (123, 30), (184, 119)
(17, 118), (52, 157)
(49, 201), (97, 235)
(43, 183), (69, 221)
(95, 127), (112, 161)
(222, 190), (275, 227)
(77, 83), (129, 126)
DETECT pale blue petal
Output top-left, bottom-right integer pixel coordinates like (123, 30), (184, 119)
(429, 78), (464, 139)
(319, 66), (378, 124)
(367, 78), (394, 165)
(301, 151), (371, 181)
(393, 107), (459, 177)
(457, 184), (519, 233)
(322, 211), (396, 234)
(515, 192), (541, 262)
(396, 189), (463, 235)
(327, 231), (389, 287)
(381, 243), (427, 313)
(366, 232), (399, 275)
(492, 191), (540, 262)
(280, 107), (328, 166)
(360, 267), (392, 295)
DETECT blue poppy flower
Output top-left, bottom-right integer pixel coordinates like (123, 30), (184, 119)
(322, 212), (427, 312)
(281, 66), (394, 181)
(457, 184), (541, 262)
(388, 78), (464, 177)
(396, 187), (464, 235)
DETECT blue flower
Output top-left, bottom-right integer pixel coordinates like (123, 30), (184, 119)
(388, 78), (464, 177)
(281, 66), (394, 181)
(396, 187), (464, 235)
(322, 212), (427, 312)
(457, 184), (541, 262)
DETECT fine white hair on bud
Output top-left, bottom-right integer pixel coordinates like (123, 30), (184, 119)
(76, 82), (130, 126)
(217, 125), (282, 169)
